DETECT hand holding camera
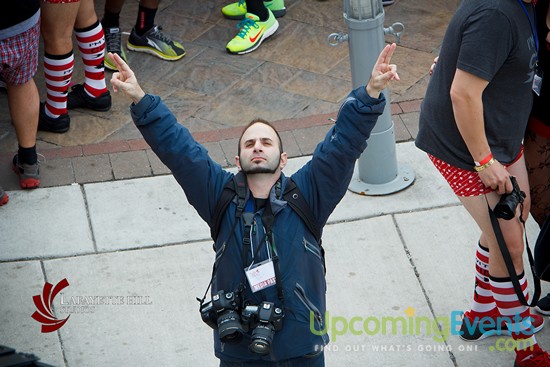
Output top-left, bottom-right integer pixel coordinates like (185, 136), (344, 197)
(494, 176), (526, 220)
(476, 157), (516, 195)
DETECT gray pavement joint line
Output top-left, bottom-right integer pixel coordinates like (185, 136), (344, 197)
(0, 240), (207, 264)
(290, 130), (305, 156)
(390, 214), (459, 367)
(323, 202), (464, 226)
(0, 205), (465, 264)
(39, 260), (70, 367)
(80, 184), (99, 254)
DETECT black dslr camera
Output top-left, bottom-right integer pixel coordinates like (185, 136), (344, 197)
(201, 293), (284, 355)
(200, 290), (244, 343)
(494, 176), (526, 220)
(241, 302), (284, 355)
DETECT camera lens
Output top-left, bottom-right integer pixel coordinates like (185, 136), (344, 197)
(494, 202), (516, 220)
(249, 324), (275, 355)
(217, 310), (244, 343)
(494, 194), (520, 220)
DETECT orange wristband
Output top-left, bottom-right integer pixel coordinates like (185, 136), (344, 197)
(475, 152), (493, 167)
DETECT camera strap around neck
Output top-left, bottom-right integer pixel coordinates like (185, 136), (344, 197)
(488, 204), (540, 307)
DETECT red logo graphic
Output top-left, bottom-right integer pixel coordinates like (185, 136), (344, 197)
(31, 278), (70, 333)
(249, 30), (262, 43)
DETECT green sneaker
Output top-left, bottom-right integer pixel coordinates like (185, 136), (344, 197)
(221, 0), (286, 20)
(127, 25), (185, 61)
(103, 27), (128, 71)
(226, 10), (279, 55)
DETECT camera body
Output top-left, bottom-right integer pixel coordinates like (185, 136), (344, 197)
(200, 290), (244, 343)
(200, 291), (284, 355)
(494, 176), (526, 220)
(241, 302), (284, 355)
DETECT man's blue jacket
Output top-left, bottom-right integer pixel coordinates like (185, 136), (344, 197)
(130, 86), (386, 362)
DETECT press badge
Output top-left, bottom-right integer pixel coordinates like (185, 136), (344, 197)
(245, 259), (276, 293)
(533, 65), (544, 96)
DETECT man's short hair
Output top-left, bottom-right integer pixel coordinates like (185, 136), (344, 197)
(237, 118), (284, 155)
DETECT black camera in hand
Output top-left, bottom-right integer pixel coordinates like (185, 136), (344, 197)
(200, 290), (245, 343)
(241, 302), (284, 355)
(494, 176), (526, 220)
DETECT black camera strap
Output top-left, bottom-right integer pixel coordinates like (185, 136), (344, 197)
(197, 176), (248, 309)
(488, 204), (540, 307)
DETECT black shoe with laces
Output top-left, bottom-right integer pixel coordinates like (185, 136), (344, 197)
(127, 25), (185, 61)
(103, 27), (127, 71)
(536, 294), (550, 316)
(38, 102), (70, 133)
(67, 84), (111, 111)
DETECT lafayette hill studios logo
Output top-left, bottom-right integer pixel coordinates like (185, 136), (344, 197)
(31, 278), (70, 333)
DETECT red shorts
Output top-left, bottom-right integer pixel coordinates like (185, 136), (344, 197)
(428, 149), (523, 197)
(0, 21), (40, 85)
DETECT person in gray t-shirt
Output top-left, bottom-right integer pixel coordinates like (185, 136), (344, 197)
(416, 1), (546, 366)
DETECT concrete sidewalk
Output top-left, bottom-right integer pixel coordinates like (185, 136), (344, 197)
(0, 142), (545, 367)
(0, 0), (547, 366)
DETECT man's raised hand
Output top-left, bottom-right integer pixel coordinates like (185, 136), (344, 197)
(109, 52), (146, 104)
(366, 43), (400, 98)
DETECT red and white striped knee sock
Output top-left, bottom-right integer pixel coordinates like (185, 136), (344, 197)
(490, 273), (538, 361)
(469, 243), (497, 319)
(44, 51), (74, 118)
(74, 20), (108, 98)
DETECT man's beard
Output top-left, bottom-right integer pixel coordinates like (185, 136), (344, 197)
(240, 155), (280, 175)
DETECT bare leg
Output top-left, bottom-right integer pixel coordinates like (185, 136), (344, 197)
(40, 1), (80, 55)
(75, 0), (98, 29)
(458, 156), (531, 278)
(7, 79), (39, 148)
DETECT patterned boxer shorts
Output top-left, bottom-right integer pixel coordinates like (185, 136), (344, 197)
(0, 21), (40, 86)
(428, 149), (523, 197)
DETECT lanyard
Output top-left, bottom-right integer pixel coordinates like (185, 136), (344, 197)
(242, 196), (285, 302)
(517, 0), (539, 59)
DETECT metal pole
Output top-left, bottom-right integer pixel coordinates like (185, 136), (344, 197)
(344, 0), (415, 195)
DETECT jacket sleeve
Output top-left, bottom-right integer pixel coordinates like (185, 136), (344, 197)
(130, 94), (232, 226)
(291, 86), (386, 229)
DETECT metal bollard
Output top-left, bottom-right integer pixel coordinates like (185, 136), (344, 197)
(334, 0), (414, 195)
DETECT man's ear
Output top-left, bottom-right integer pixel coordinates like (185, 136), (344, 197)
(235, 155), (242, 171)
(279, 152), (288, 169)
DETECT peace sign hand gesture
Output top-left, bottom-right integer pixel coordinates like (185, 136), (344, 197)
(366, 43), (400, 98)
(108, 52), (146, 104)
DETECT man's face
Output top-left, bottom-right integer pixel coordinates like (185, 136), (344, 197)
(236, 123), (287, 175)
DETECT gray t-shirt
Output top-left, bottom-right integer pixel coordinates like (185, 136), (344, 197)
(416, 0), (537, 170)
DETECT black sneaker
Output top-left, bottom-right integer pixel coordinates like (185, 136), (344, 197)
(536, 294), (550, 316)
(127, 25), (185, 61)
(67, 84), (111, 111)
(459, 310), (545, 341)
(38, 102), (70, 133)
